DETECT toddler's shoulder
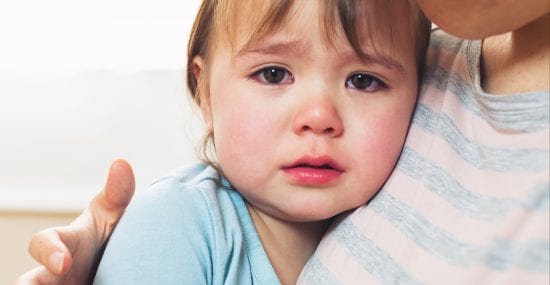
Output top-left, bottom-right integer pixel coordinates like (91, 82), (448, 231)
(129, 162), (225, 223)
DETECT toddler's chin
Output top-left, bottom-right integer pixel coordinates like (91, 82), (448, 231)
(276, 207), (342, 223)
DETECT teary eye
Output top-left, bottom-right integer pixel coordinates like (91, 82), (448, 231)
(345, 73), (386, 92)
(252, 66), (294, 85)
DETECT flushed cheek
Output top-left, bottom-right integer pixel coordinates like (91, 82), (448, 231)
(213, 106), (279, 184)
(354, 113), (411, 187)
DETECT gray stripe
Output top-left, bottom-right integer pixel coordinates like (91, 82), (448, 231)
(398, 147), (549, 219)
(332, 217), (425, 285)
(422, 65), (549, 133)
(412, 104), (549, 173)
(368, 191), (550, 272)
(370, 191), (478, 266)
(484, 239), (550, 272)
(428, 29), (466, 55)
(299, 256), (343, 285)
(521, 182), (550, 213)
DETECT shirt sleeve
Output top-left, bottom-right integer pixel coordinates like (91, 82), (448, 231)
(94, 175), (216, 285)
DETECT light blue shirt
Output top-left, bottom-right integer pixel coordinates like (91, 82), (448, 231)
(94, 163), (280, 285)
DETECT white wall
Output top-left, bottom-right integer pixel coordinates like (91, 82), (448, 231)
(1, 0), (203, 281)
(0, 0), (203, 211)
(0, 0), (202, 284)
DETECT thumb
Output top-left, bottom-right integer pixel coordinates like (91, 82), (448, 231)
(92, 159), (135, 223)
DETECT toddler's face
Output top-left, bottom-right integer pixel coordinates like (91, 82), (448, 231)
(199, 1), (418, 221)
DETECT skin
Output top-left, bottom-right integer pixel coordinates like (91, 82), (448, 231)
(418, 0), (550, 94)
(17, 160), (135, 285)
(193, 1), (418, 283)
(481, 14), (549, 94)
(17, 1), (550, 284)
(416, 0), (550, 39)
(416, 0), (550, 94)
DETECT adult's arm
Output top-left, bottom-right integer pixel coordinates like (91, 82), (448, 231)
(16, 160), (135, 285)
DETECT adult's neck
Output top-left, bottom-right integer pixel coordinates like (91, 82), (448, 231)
(481, 14), (550, 94)
(246, 203), (331, 285)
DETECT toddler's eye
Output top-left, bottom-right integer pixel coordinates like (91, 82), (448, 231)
(252, 67), (293, 85)
(346, 73), (386, 92)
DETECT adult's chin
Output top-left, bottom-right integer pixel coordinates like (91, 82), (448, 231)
(417, 0), (550, 39)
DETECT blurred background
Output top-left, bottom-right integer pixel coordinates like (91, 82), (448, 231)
(0, 0), (202, 282)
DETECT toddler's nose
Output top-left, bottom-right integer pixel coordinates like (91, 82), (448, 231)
(293, 98), (343, 137)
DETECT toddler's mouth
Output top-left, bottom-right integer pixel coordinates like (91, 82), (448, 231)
(282, 156), (344, 186)
(283, 155), (344, 172)
(292, 163), (336, 170)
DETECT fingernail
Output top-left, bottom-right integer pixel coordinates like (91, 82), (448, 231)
(49, 252), (65, 274)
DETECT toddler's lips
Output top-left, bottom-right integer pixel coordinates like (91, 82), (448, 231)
(282, 156), (344, 186)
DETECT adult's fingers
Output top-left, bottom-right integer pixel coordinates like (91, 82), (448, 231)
(15, 266), (63, 285)
(28, 227), (77, 275)
(26, 159), (135, 279)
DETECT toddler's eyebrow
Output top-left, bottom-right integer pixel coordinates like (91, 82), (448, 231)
(237, 40), (405, 73)
(353, 51), (405, 73)
(237, 40), (310, 58)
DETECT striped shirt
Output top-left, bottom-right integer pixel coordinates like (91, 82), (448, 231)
(298, 29), (549, 285)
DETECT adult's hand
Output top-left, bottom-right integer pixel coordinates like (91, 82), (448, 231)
(16, 159), (135, 285)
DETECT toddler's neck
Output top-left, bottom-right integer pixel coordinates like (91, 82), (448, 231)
(246, 202), (332, 285)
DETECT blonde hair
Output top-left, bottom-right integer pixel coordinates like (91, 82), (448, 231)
(186, 0), (431, 167)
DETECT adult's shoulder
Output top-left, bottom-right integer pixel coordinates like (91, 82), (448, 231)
(423, 28), (479, 84)
(429, 28), (468, 52)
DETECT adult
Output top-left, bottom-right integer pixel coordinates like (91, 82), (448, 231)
(17, 0), (549, 284)
(298, 0), (549, 283)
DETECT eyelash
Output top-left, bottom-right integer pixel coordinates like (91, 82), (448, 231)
(345, 73), (387, 92)
(250, 66), (387, 93)
(250, 66), (294, 85)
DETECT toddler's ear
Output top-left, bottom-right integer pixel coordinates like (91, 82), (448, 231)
(192, 56), (212, 129)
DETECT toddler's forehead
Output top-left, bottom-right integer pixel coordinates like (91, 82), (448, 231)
(216, 0), (416, 61)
